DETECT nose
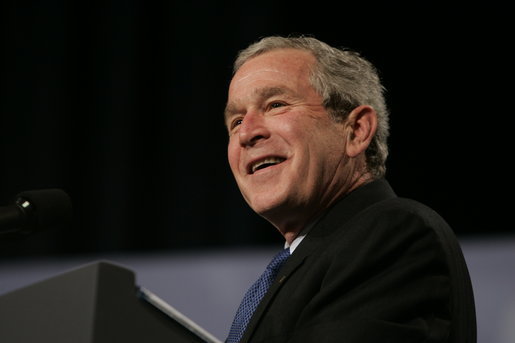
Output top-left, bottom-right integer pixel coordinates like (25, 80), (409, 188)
(238, 111), (270, 147)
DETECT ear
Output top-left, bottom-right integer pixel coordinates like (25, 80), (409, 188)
(345, 105), (378, 157)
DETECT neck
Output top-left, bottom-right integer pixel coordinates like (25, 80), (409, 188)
(273, 172), (375, 244)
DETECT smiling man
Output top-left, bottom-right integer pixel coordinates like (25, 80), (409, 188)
(224, 36), (476, 343)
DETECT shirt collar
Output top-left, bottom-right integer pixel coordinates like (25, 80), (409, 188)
(284, 217), (319, 254)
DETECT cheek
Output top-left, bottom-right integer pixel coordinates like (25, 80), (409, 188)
(272, 115), (310, 146)
(227, 141), (240, 173)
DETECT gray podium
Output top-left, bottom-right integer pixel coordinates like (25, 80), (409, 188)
(0, 261), (220, 343)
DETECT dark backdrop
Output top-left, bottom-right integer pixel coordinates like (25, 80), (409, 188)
(1, 1), (511, 257)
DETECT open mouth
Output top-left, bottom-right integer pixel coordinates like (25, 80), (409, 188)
(249, 157), (286, 174)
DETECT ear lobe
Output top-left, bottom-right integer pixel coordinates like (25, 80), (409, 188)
(345, 105), (378, 157)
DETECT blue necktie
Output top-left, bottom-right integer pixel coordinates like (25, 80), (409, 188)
(226, 248), (291, 343)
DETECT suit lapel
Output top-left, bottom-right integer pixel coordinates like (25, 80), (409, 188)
(240, 234), (322, 343)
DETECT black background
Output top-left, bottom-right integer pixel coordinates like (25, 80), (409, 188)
(0, 1), (511, 257)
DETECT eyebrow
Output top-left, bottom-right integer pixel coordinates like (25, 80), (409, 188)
(224, 86), (291, 123)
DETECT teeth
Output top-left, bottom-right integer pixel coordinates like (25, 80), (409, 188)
(251, 157), (285, 173)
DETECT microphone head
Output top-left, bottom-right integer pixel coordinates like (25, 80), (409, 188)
(15, 188), (73, 234)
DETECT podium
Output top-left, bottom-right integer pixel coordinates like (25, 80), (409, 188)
(0, 261), (222, 343)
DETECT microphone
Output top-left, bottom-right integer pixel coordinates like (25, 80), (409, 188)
(0, 188), (72, 235)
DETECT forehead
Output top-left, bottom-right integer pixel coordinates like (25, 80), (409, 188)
(231, 49), (314, 85)
(227, 49), (316, 104)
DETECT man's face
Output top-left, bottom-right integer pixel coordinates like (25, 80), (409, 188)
(225, 49), (351, 230)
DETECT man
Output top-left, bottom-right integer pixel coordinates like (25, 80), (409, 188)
(224, 35), (476, 343)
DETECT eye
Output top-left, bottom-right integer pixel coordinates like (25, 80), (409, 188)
(230, 118), (243, 130)
(268, 101), (285, 110)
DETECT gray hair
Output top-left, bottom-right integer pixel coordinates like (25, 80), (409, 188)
(233, 35), (390, 178)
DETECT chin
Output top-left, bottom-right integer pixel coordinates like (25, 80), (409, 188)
(251, 196), (301, 227)
(248, 194), (287, 217)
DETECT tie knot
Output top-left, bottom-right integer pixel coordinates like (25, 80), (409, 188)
(265, 248), (290, 276)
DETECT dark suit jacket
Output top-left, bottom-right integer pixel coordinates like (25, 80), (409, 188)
(240, 179), (476, 343)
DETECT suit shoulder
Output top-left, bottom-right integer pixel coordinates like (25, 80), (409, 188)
(362, 196), (451, 229)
